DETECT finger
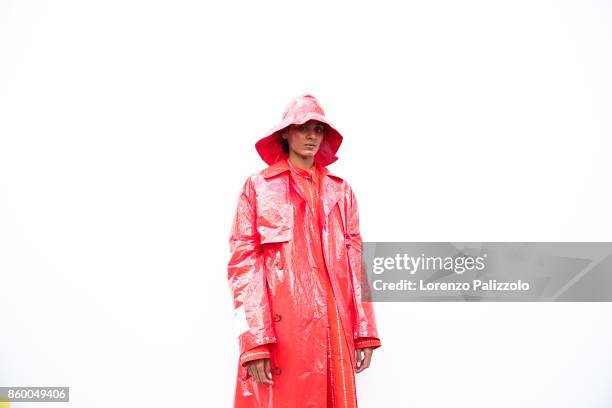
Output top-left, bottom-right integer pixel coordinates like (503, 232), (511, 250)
(362, 350), (372, 370)
(248, 364), (255, 380)
(356, 356), (365, 373)
(264, 359), (274, 383)
(355, 348), (364, 371)
(252, 362), (263, 383)
(356, 348), (372, 373)
(257, 363), (273, 385)
(357, 349), (373, 373)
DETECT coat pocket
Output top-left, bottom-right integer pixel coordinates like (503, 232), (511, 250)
(256, 203), (294, 244)
(255, 176), (294, 244)
(258, 225), (292, 244)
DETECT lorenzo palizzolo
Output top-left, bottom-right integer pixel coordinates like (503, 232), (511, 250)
(372, 279), (531, 292)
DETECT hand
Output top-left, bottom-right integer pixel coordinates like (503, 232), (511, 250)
(246, 358), (274, 385)
(355, 347), (373, 373)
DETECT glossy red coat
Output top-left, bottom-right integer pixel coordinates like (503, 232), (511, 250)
(227, 158), (380, 407)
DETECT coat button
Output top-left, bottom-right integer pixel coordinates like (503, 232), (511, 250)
(345, 234), (352, 248)
(276, 259), (284, 269)
(272, 367), (282, 375)
(273, 313), (282, 322)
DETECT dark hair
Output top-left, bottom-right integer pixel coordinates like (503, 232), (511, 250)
(279, 129), (290, 153)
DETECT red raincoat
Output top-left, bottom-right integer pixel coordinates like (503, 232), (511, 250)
(227, 94), (381, 407)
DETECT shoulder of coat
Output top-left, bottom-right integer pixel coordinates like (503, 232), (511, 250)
(325, 174), (353, 201)
(339, 178), (358, 199)
(326, 172), (345, 182)
(242, 167), (287, 194)
(244, 172), (267, 189)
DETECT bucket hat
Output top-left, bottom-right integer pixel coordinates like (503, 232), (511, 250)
(255, 94), (344, 166)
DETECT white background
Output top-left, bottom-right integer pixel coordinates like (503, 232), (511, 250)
(1, 0), (611, 407)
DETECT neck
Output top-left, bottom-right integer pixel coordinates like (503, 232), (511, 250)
(288, 152), (315, 170)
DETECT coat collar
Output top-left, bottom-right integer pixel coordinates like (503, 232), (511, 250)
(261, 158), (344, 218)
(261, 158), (343, 181)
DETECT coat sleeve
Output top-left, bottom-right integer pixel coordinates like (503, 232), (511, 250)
(227, 176), (277, 357)
(354, 337), (381, 350)
(345, 183), (381, 346)
(239, 344), (272, 367)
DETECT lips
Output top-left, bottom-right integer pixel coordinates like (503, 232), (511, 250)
(304, 144), (317, 148)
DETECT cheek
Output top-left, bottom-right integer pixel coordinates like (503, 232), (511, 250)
(288, 135), (302, 145)
(291, 134), (306, 144)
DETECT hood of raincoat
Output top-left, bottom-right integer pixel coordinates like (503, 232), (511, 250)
(255, 94), (344, 166)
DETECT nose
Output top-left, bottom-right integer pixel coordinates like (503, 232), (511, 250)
(307, 128), (321, 140)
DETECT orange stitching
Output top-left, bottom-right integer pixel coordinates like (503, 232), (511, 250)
(240, 351), (270, 362)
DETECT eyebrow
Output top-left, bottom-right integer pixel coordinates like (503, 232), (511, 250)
(297, 122), (325, 127)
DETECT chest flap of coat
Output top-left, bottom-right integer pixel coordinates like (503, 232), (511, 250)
(255, 176), (293, 244)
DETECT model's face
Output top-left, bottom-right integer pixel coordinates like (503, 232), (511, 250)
(283, 120), (325, 159)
